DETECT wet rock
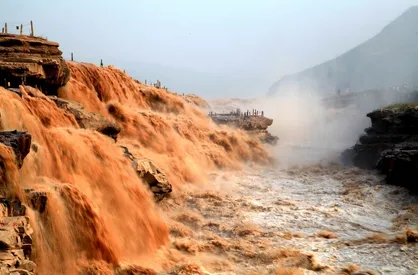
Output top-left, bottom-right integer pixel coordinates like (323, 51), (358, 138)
(343, 107), (418, 168)
(0, 34), (70, 94)
(121, 147), (172, 201)
(343, 106), (418, 192)
(0, 131), (31, 168)
(49, 97), (120, 140)
(405, 228), (418, 243)
(376, 142), (418, 193)
(135, 158), (172, 201)
(24, 189), (48, 213)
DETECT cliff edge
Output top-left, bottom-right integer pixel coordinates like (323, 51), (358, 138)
(0, 34), (70, 94)
(342, 103), (418, 192)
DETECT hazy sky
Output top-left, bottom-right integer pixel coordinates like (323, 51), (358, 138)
(1, 1), (418, 97)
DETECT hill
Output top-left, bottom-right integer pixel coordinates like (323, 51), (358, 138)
(268, 6), (418, 96)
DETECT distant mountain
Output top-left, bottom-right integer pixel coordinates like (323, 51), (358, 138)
(268, 6), (418, 97)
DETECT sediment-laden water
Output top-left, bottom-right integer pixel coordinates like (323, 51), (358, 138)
(162, 161), (418, 274)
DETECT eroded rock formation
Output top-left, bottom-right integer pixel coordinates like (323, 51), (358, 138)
(50, 97), (120, 140)
(377, 141), (418, 193)
(343, 106), (418, 192)
(0, 131), (31, 169)
(210, 113), (278, 145)
(0, 131), (36, 274)
(121, 146), (172, 201)
(0, 34), (70, 94)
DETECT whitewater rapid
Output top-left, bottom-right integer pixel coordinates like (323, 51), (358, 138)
(169, 162), (418, 274)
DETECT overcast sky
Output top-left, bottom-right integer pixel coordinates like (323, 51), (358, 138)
(1, 1), (418, 98)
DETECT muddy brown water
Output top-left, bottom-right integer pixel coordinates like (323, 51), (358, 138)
(164, 160), (418, 275)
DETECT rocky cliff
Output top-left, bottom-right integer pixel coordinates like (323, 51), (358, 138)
(0, 131), (36, 275)
(0, 34), (70, 94)
(342, 104), (418, 192)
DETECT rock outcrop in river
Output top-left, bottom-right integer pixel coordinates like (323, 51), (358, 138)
(210, 110), (279, 145)
(343, 105), (418, 192)
(121, 146), (172, 201)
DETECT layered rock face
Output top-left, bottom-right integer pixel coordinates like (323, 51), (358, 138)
(377, 142), (418, 192)
(0, 131), (36, 275)
(211, 114), (279, 145)
(0, 34), (70, 94)
(343, 106), (418, 192)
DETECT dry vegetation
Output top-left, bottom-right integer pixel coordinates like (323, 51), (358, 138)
(382, 102), (418, 111)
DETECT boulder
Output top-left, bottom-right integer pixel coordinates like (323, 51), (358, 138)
(135, 158), (172, 201)
(121, 147), (172, 201)
(49, 97), (120, 140)
(0, 34), (70, 94)
(0, 131), (31, 168)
